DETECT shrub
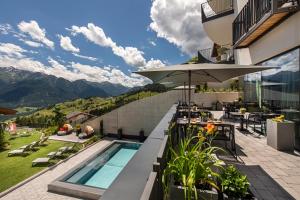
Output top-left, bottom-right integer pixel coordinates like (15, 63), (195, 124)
(220, 165), (250, 198)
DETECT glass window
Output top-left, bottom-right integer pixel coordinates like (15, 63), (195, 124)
(244, 48), (300, 150)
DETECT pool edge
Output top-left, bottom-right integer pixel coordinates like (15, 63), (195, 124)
(48, 140), (141, 200)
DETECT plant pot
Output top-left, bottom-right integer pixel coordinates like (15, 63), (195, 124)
(169, 184), (220, 200)
(267, 119), (295, 151)
(222, 189), (257, 200)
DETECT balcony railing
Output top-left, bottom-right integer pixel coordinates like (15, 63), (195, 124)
(233, 0), (300, 47)
(201, 0), (234, 23)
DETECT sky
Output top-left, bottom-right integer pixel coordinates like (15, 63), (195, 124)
(0, 0), (211, 87)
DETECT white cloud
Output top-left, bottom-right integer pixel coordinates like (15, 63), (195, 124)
(149, 0), (212, 55)
(0, 43), (148, 87)
(68, 23), (164, 69)
(18, 20), (54, 49)
(142, 58), (165, 70)
(0, 24), (13, 35)
(72, 53), (98, 61)
(112, 46), (146, 67)
(0, 23), (44, 48)
(58, 35), (80, 53)
(21, 39), (43, 47)
(0, 43), (27, 58)
(69, 23), (115, 47)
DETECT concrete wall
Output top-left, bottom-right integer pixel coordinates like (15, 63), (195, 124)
(82, 91), (241, 136)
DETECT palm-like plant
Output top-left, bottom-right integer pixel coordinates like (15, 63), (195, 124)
(163, 126), (223, 200)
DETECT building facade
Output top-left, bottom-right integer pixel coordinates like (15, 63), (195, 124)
(201, 0), (300, 150)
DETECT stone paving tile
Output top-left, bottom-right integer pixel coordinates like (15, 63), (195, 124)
(234, 126), (300, 200)
(1, 140), (112, 200)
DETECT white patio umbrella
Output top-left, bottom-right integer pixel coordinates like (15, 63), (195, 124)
(134, 63), (277, 123)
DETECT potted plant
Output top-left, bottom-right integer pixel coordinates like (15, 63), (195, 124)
(239, 108), (246, 114)
(267, 115), (295, 151)
(163, 125), (223, 200)
(219, 165), (252, 199)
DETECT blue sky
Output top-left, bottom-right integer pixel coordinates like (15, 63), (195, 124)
(0, 0), (211, 87)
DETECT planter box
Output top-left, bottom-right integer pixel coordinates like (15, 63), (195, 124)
(222, 189), (257, 200)
(170, 184), (219, 200)
(267, 119), (295, 151)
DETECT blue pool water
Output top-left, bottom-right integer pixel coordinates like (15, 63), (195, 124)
(65, 142), (140, 189)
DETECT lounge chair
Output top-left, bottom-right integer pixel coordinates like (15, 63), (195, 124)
(39, 136), (49, 146)
(19, 131), (31, 137)
(66, 143), (77, 152)
(47, 151), (62, 159)
(8, 144), (31, 157)
(58, 146), (68, 153)
(29, 141), (39, 151)
(32, 157), (51, 167)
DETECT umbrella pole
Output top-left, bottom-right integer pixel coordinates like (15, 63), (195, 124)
(188, 70), (191, 126)
(181, 84), (184, 103)
(184, 82), (186, 103)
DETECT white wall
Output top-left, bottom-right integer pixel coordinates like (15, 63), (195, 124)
(248, 11), (300, 64)
(83, 91), (241, 136)
(203, 14), (234, 45)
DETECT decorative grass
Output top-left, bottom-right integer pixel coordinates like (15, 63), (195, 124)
(0, 131), (71, 192)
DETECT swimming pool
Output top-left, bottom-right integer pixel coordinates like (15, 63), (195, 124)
(48, 141), (141, 199)
(66, 142), (140, 189)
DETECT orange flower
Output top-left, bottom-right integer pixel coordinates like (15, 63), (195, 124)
(205, 123), (216, 135)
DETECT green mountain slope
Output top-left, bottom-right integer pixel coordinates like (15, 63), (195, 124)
(0, 67), (129, 107)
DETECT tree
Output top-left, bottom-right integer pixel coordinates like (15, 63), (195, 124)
(53, 107), (66, 128)
(0, 123), (8, 150)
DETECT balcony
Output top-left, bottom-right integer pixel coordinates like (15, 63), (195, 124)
(233, 0), (300, 48)
(201, 0), (234, 23)
(198, 44), (235, 64)
(201, 0), (235, 45)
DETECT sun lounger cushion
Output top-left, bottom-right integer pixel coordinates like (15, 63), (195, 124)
(32, 157), (50, 166)
(8, 149), (25, 156)
(47, 152), (56, 158)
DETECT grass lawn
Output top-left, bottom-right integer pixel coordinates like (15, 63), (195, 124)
(0, 131), (72, 192)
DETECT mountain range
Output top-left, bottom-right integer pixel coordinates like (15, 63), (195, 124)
(0, 67), (129, 108)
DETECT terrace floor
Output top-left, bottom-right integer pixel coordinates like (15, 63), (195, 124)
(0, 140), (112, 200)
(232, 127), (300, 200)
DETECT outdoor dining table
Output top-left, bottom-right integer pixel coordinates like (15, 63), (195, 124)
(175, 118), (236, 156)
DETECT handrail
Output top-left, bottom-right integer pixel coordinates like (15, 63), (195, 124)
(233, 0), (299, 46)
(201, 0), (233, 22)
